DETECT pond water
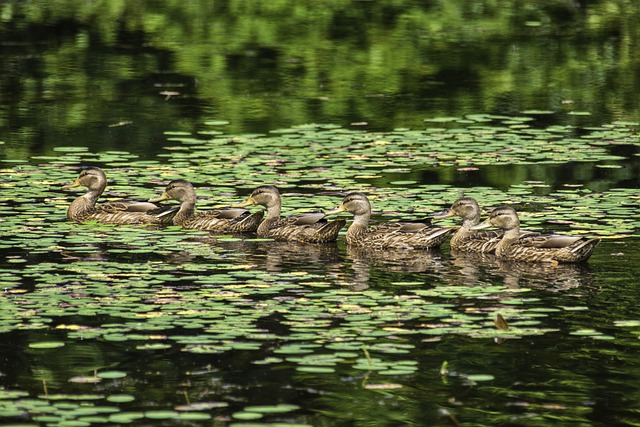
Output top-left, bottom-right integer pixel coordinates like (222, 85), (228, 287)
(1, 2), (640, 427)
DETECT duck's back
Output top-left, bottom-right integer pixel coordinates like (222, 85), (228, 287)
(499, 236), (601, 263)
(181, 209), (264, 232)
(259, 214), (345, 243)
(70, 198), (164, 224)
(349, 222), (454, 249)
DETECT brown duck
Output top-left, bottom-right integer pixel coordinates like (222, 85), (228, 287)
(326, 192), (454, 249)
(63, 166), (174, 224)
(472, 206), (600, 263)
(149, 179), (263, 232)
(232, 186), (345, 243)
(433, 197), (502, 252)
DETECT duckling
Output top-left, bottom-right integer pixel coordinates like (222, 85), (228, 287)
(63, 166), (174, 224)
(232, 186), (345, 243)
(149, 179), (263, 232)
(326, 192), (454, 249)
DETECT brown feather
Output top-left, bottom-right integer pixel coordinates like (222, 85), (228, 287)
(151, 179), (263, 232)
(329, 192), (454, 249)
(484, 206), (600, 263)
(63, 167), (172, 225)
(239, 186), (345, 243)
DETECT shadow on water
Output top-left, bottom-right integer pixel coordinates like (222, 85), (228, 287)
(398, 154), (640, 193)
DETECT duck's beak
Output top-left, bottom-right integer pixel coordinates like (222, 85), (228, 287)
(62, 178), (81, 190)
(471, 218), (492, 230)
(149, 192), (170, 203)
(433, 208), (454, 220)
(325, 204), (346, 216)
(231, 197), (255, 208)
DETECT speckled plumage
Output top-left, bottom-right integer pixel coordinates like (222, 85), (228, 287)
(473, 206), (600, 263)
(326, 192), (454, 250)
(149, 179), (263, 232)
(233, 186), (345, 243)
(434, 197), (503, 252)
(63, 167), (174, 225)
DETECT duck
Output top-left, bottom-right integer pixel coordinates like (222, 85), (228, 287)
(62, 166), (176, 224)
(149, 179), (263, 232)
(231, 186), (345, 243)
(471, 206), (600, 263)
(433, 197), (503, 253)
(325, 192), (454, 249)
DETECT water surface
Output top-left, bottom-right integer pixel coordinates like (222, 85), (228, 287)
(1, 2), (640, 426)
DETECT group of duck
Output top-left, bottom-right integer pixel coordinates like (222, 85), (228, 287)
(62, 167), (601, 263)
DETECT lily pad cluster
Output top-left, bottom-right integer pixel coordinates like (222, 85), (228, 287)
(0, 117), (638, 425)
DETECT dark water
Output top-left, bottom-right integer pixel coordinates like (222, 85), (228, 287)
(1, 238), (639, 426)
(1, 2), (640, 426)
(2, 1), (640, 160)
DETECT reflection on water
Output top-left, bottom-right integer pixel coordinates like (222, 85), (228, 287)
(3, 2), (640, 160)
(449, 249), (596, 292)
(345, 245), (449, 290)
(204, 236), (598, 294)
(61, 235), (599, 293)
(1, 235), (639, 426)
(223, 240), (342, 274)
(2, 0), (639, 417)
(346, 245), (447, 274)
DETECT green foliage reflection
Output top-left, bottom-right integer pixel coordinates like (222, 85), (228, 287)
(2, 0), (640, 158)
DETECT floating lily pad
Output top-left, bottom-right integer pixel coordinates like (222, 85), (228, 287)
(232, 411), (263, 420)
(244, 404), (300, 414)
(96, 371), (127, 379)
(28, 341), (65, 349)
(466, 374), (495, 382)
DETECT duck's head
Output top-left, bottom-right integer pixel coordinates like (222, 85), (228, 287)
(472, 206), (520, 231)
(62, 167), (107, 192)
(326, 192), (372, 217)
(149, 179), (195, 203)
(433, 197), (481, 222)
(232, 186), (281, 209)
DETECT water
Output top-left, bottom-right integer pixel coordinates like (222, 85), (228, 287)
(1, 2), (640, 426)
(3, 1), (640, 160)
(1, 236), (638, 425)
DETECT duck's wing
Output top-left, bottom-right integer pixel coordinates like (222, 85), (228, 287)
(184, 208), (261, 231)
(290, 212), (327, 226)
(265, 213), (344, 243)
(98, 199), (160, 213)
(373, 221), (429, 234)
(518, 233), (582, 249)
(210, 208), (251, 220)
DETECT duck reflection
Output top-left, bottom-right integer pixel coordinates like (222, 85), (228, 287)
(261, 241), (342, 274)
(164, 250), (197, 264)
(210, 237), (342, 274)
(448, 249), (595, 291)
(346, 245), (447, 273)
(343, 246), (449, 291)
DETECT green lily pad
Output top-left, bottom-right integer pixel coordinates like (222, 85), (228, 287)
(28, 342), (65, 349)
